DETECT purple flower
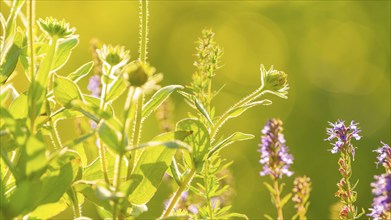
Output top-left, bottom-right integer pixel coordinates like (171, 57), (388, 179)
(259, 118), (294, 179)
(368, 174), (391, 220)
(374, 142), (391, 171)
(87, 75), (101, 97)
(326, 120), (361, 157)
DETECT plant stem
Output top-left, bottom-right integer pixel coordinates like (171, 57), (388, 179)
(27, 0), (35, 81)
(1, 149), (19, 184)
(342, 152), (356, 218)
(112, 87), (138, 219)
(161, 168), (196, 218)
(45, 101), (62, 150)
(29, 36), (58, 133)
(139, 0), (148, 63)
(127, 94), (144, 179)
(97, 67), (113, 185)
(273, 178), (283, 220)
(210, 85), (264, 140)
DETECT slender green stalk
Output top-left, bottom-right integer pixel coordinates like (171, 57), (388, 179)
(341, 151), (356, 218)
(127, 94), (144, 179)
(161, 168), (196, 218)
(97, 66), (113, 185)
(29, 36), (58, 133)
(1, 149), (19, 184)
(69, 188), (82, 218)
(139, 0), (148, 62)
(112, 87), (138, 219)
(210, 85), (265, 140)
(273, 178), (283, 220)
(45, 101), (62, 150)
(27, 0), (35, 81)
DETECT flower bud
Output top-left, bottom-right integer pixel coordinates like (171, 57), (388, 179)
(125, 61), (155, 87)
(37, 17), (76, 39)
(261, 65), (289, 93)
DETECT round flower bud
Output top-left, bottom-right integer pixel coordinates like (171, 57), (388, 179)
(125, 62), (154, 87)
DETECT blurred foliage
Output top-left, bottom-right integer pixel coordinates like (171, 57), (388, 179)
(1, 0), (389, 219)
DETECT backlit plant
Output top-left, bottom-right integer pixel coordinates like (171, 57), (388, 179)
(0, 1), (389, 220)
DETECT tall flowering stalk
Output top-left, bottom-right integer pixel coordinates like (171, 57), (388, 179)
(259, 118), (294, 220)
(325, 120), (364, 219)
(292, 176), (312, 220)
(368, 142), (391, 219)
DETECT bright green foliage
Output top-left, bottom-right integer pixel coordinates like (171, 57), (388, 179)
(0, 0), (291, 219)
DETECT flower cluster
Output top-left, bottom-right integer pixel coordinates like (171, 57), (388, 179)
(374, 142), (391, 172)
(368, 174), (391, 220)
(97, 44), (130, 71)
(259, 118), (294, 179)
(326, 120), (361, 157)
(37, 17), (76, 38)
(292, 176), (311, 219)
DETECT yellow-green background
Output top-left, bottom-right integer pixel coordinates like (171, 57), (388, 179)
(2, 0), (390, 219)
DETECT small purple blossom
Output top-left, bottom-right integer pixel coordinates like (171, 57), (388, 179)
(374, 142), (391, 171)
(258, 118), (294, 179)
(326, 120), (361, 157)
(368, 174), (391, 220)
(87, 75), (101, 97)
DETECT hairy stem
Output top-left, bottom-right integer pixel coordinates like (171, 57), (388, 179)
(161, 168), (196, 218)
(139, 0), (148, 62)
(341, 151), (356, 218)
(27, 0), (35, 81)
(273, 178), (283, 220)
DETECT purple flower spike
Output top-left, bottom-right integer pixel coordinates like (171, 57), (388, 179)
(374, 142), (391, 171)
(325, 120), (361, 158)
(259, 118), (294, 179)
(368, 174), (391, 220)
(87, 75), (101, 97)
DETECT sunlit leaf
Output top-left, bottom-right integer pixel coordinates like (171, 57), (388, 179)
(124, 131), (188, 205)
(142, 85), (183, 119)
(52, 37), (79, 72)
(68, 61), (94, 82)
(53, 74), (83, 107)
(176, 118), (210, 171)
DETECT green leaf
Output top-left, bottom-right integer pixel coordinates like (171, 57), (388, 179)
(0, 29), (24, 84)
(280, 193), (292, 207)
(28, 197), (68, 219)
(209, 132), (254, 157)
(53, 74), (83, 107)
(17, 135), (47, 177)
(98, 121), (122, 154)
(176, 118), (210, 171)
(105, 76), (128, 103)
(263, 182), (275, 194)
(226, 100), (272, 119)
(142, 85), (183, 119)
(52, 37), (79, 71)
(83, 157), (115, 181)
(0, 0), (25, 66)
(124, 131), (184, 205)
(194, 97), (214, 126)
(73, 181), (125, 215)
(9, 93), (27, 119)
(4, 162), (73, 219)
(68, 61), (94, 82)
